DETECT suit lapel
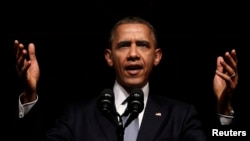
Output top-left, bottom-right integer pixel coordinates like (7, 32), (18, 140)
(137, 95), (168, 141)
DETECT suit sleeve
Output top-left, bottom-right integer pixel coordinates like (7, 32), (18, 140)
(15, 96), (64, 141)
(182, 105), (207, 141)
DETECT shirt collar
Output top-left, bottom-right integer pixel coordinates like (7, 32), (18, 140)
(113, 80), (149, 109)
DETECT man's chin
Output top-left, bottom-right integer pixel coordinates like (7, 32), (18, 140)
(124, 79), (146, 88)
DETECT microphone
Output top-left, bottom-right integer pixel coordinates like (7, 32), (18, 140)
(128, 88), (144, 114)
(97, 89), (124, 141)
(97, 89), (119, 125)
(124, 88), (144, 128)
(98, 89), (115, 114)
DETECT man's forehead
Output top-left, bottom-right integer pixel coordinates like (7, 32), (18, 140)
(114, 24), (152, 39)
(116, 23), (151, 33)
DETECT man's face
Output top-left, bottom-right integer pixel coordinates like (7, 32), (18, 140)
(105, 23), (162, 89)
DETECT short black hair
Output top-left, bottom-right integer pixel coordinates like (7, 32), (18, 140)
(109, 16), (158, 48)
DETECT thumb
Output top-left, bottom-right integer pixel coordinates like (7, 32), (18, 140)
(216, 56), (224, 72)
(28, 43), (37, 61)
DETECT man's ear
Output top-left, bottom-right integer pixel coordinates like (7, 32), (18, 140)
(104, 49), (113, 67)
(154, 48), (162, 66)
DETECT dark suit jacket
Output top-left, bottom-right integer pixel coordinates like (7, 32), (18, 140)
(15, 93), (207, 141)
(49, 95), (206, 141)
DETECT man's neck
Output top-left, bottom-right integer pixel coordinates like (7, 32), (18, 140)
(116, 82), (147, 94)
(118, 82), (147, 94)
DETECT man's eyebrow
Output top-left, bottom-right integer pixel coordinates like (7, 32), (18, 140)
(136, 40), (150, 46)
(116, 41), (131, 48)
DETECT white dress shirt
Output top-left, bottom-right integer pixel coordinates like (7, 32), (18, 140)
(18, 93), (38, 118)
(113, 81), (149, 128)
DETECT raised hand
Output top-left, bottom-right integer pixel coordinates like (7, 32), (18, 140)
(213, 49), (238, 115)
(14, 40), (40, 103)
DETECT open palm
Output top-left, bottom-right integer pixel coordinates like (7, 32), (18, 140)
(15, 40), (40, 97)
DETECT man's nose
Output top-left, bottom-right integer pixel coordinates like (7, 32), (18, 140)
(127, 44), (140, 61)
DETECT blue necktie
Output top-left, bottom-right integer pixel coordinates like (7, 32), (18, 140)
(122, 114), (139, 141)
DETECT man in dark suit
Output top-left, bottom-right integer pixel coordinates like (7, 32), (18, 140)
(14, 16), (239, 141)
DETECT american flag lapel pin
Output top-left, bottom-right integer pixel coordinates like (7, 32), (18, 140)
(155, 112), (162, 116)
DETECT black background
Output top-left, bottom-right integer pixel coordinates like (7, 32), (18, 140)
(1, 0), (249, 139)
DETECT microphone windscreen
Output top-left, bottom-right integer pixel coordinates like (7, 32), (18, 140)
(98, 89), (114, 114)
(130, 88), (144, 96)
(128, 88), (144, 114)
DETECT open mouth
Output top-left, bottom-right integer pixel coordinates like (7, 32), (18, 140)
(125, 65), (143, 75)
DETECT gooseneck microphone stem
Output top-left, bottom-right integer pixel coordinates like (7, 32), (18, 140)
(116, 115), (124, 141)
(98, 88), (144, 141)
(117, 113), (139, 141)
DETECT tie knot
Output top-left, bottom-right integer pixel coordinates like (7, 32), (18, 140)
(121, 96), (129, 105)
(121, 97), (130, 116)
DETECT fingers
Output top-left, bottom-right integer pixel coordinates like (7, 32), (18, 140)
(28, 43), (37, 61)
(16, 48), (27, 70)
(216, 56), (224, 72)
(215, 49), (238, 89)
(15, 40), (26, 69)
(217, 49), (237, 77)
(14, 40), (19, 56)
(14, 40), (32, 77)
(230, 49), (237, 62)
(219, 59), (236, 77)
(21, 60), (31, 76)
(224, 49), (237, 71)
(14, 40), (24, 60)
(215, 70), (233, 82)
(216, 69), (237, 89)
